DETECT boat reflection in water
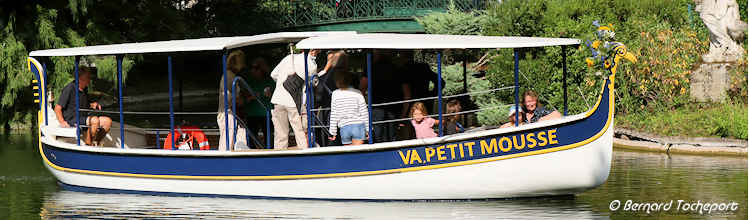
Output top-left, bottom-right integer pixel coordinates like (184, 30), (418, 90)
(40, 190), (600, 219)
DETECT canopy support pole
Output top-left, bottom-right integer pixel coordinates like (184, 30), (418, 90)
(304, 50), (313, 148)
(462, 54), (467, 127)
(116, 55), (125, 149)
(366, 51), (373, 144)
(437, 51), (444, 137)
(562, 45), (568, 116)
(179, 58), (184, 112)
(42, 62), (48, 126)
(74, 56), (81, 146)
(514, 49), (519, 127)
(222, 51), (229, 151)
(169, 56), (176, 150)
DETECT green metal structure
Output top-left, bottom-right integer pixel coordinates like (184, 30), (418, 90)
(278, 0), (488, 33)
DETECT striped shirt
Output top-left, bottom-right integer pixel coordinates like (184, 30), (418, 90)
(329, 88), (369, 136)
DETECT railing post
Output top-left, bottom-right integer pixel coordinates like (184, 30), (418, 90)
(222, 51), (229, 151)
(74, 56), (81, 146)
(266, 109), (272, 149)
(437, 51), (444, 137)
(462, 54), (467, 127)
(117, 55), (125, 149)
(514, 49), (520, 127)
(304, 50), (313, 148)
(169, 56), (176, 150)
(232, 79), (238, 148)
(366, 51), (373, 144)
(42, 62), (48, 126)
(562, 45), (568, 116)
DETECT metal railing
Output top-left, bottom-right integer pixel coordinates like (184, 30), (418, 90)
(274, 0), (488, 28)
(231, 76), (273, 149)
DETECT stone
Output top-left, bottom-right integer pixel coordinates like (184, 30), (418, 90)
(695, 0), (747, 63)
(690, 63), (733, 102)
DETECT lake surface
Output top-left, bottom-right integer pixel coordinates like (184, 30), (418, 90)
(1, 132), (746, 219)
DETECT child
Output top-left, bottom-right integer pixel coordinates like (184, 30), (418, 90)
(443, 99), (464, 135)
(410, 102), (439, 139)
(328, 72), (369, 145)
(500, 106), (526, 128)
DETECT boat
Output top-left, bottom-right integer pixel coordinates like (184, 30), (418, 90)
(27, 32), (635, 200)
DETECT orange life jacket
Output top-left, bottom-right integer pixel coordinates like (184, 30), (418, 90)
(163, 125), (210, 150)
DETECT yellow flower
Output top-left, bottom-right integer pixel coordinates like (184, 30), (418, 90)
(592, 40), (601, 49)
(680, 87), (686, 94)
(585, 58), (595, 67)
(674, 79), (679, 86)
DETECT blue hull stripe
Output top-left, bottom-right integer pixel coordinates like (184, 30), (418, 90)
(42, 79), (612, 179)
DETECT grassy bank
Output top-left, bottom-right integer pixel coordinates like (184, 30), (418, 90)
(617, 103), (748, 139)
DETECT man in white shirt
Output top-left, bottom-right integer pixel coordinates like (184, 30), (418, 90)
(270, 50), (320, 149)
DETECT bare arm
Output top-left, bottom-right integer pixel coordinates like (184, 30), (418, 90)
(54, 105), (69, 127)
(539, 110), (562, 121)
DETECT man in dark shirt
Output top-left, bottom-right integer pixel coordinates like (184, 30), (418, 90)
(369, 50), (410, 143)
(54, 66), (112, 146)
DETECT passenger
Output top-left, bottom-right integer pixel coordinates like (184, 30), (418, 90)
(399, 50), (444, 114)
(500, 106), (526, 128)
(54, 66), (112, 146)
(370, 50), (408, 143)
(327, 72), (369, 146)
(315, 50), (348, 146)
(270, 49), (320, 149)
(410, 102), (439, 139)
(522, 90), (562, 123)
(244, 57), (274, 148)
(443, 99), (464, 135)
(217, 50), (249, 151)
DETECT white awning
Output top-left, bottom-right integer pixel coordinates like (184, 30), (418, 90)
(296, 33), (580, 49)
(29, 32), (356, 57)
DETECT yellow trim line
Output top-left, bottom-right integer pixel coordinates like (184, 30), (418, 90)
(39, 77), (614, 181)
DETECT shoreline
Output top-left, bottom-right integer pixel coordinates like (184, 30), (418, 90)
(613, 128), (747, 157)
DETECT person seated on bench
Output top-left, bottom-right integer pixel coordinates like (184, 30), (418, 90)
(54, 66), (112, 146)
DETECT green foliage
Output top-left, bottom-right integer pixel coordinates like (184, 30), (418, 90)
(94, 56), (135, 94)
(439, 63), (508, 125)
(481, 0), (710, 117)
(0, 17), (31, 126)
(418, 0), (742, 131)
(416, 6), (487, 35)
(727, 56), (748, 103)
(618, 103), (748, 139)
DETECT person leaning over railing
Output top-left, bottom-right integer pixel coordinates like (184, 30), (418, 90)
(522, 90), (562, 123)
(54, 66), (112, 146)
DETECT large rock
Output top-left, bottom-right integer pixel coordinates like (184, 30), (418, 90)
(690, 63), (733, 102)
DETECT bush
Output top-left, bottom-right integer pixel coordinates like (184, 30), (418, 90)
(481, 0), (709, 116)
(439, 63), (508, 126)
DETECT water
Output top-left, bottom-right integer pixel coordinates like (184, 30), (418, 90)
(1, 132), (746, 219)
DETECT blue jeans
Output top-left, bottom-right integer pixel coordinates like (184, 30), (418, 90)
(340, 123), (366, 145)
(372, 108), (396, 143)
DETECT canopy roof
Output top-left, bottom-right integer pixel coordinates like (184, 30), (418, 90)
(296, 33), (580, 49)
(29, 32), (356, 57)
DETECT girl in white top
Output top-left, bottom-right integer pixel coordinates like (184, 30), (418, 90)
(328, 72), (369, 145)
